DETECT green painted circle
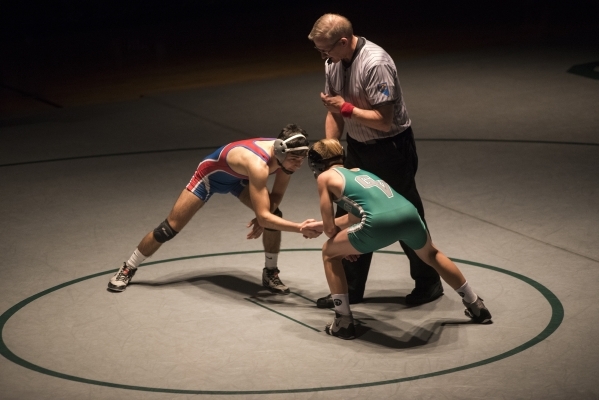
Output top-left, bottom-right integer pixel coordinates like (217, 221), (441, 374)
(0, 249), (564, 395)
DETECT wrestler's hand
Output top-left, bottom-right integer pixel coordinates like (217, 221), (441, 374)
(302, 229), (322, 239)
(299, 219), (323, 239)
(246, 218), (264, 239)
(300, 220), (323, 232)
(344, 254), (361, 262)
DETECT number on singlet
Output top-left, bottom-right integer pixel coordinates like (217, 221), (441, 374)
(354, 175), (394, 198)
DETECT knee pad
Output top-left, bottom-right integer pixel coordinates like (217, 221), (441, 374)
(265, 208), (282, 232)
(153, 219), (179, 243)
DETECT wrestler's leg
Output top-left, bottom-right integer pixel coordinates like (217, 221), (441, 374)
(137, 189), (205, 257)
(108, 189), (204, 292)
(412, 233), (465, 290)
(238, 186), (288, 294)
(321, 229), (361, 339)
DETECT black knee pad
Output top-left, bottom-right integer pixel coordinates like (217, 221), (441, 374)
(153, 219), (179, 243)
(265, 208), (282, 232)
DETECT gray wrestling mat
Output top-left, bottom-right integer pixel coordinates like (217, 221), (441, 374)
(1, 42), (598, 399)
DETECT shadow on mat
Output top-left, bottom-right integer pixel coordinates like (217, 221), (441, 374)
(131, 273), (478, 349)
(131, 273), (273, 298)
(348, 289), (484, 347)
(351, 317), (473, 349)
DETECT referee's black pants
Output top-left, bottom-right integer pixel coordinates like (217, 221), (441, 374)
(338, 127), (441, 303)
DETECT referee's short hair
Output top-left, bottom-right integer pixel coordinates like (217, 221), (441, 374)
(308, 13), (353, 42)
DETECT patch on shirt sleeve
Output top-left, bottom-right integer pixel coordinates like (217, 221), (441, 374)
(376, 82), (390, 96)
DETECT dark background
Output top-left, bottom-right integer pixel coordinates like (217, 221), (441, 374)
(1, 0), (597, 116)
(3, 0), (597, 50)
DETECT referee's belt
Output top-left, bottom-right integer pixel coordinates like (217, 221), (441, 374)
(362, 137), (394, 145)
(348, 130), (408, 145)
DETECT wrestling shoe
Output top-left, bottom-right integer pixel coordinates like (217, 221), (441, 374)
(406, 280), (444, 305)
(262, 267), (290, 294)
(325, 312), (356, 340)
(107, 262), (137, 292)
(463, 296), (492, 324)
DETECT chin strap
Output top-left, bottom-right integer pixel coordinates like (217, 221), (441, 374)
(277, 159), (295, 175)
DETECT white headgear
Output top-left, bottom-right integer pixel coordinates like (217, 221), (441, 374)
(273, 133), (309, 163)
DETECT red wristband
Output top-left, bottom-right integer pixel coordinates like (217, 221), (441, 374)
(340, 102), (355, 118)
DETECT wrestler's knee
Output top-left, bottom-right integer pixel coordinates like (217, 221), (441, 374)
(321, 241), (342, 262)
(153, 219), (179, 243)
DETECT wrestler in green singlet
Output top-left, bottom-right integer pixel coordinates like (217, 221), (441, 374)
(332, 167), (428, 254)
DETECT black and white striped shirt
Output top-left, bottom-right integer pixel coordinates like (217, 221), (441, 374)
(324, 37), (411, 143)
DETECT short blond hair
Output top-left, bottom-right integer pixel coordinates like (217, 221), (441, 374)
(308, 13), (353, 42)
(311, 138), (344, 160)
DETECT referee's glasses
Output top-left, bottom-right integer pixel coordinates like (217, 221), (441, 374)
(314, 37), (342, 56)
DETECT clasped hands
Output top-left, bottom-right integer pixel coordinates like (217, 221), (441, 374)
(246, 218), (323, 240)
(247, 218), (360, 261)
(299, 220), (360, 261)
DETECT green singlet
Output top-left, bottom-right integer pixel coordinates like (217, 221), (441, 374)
(332, 167), (428, 253)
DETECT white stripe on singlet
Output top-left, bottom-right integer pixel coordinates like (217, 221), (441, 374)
(324, 37), (411, 143)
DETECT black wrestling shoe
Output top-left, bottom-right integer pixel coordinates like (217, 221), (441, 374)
(107, 262), (137, 292)
(463, 296), (492, 324)
(325, 312), (356, 340)
(405, 280), (444, 305)
(262, 267), (290, 294)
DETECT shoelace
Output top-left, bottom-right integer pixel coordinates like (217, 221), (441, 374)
(266, 269), (284, 285)
(116, 267), (134, 282)
(470, 298), (485, 316)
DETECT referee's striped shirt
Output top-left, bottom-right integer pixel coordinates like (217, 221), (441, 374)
(324, 37), (411, 143)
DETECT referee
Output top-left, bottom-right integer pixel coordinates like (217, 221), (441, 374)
(308, 13), (444, 307)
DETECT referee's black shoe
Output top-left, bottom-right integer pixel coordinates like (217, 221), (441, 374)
(316, 294), (363, 308)
(316, 294), (334, 308)
(405, 281), (444, 305)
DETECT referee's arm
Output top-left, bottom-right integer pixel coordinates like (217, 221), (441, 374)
(350, 103), (394, 132)
(325, 111), (344, 139)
